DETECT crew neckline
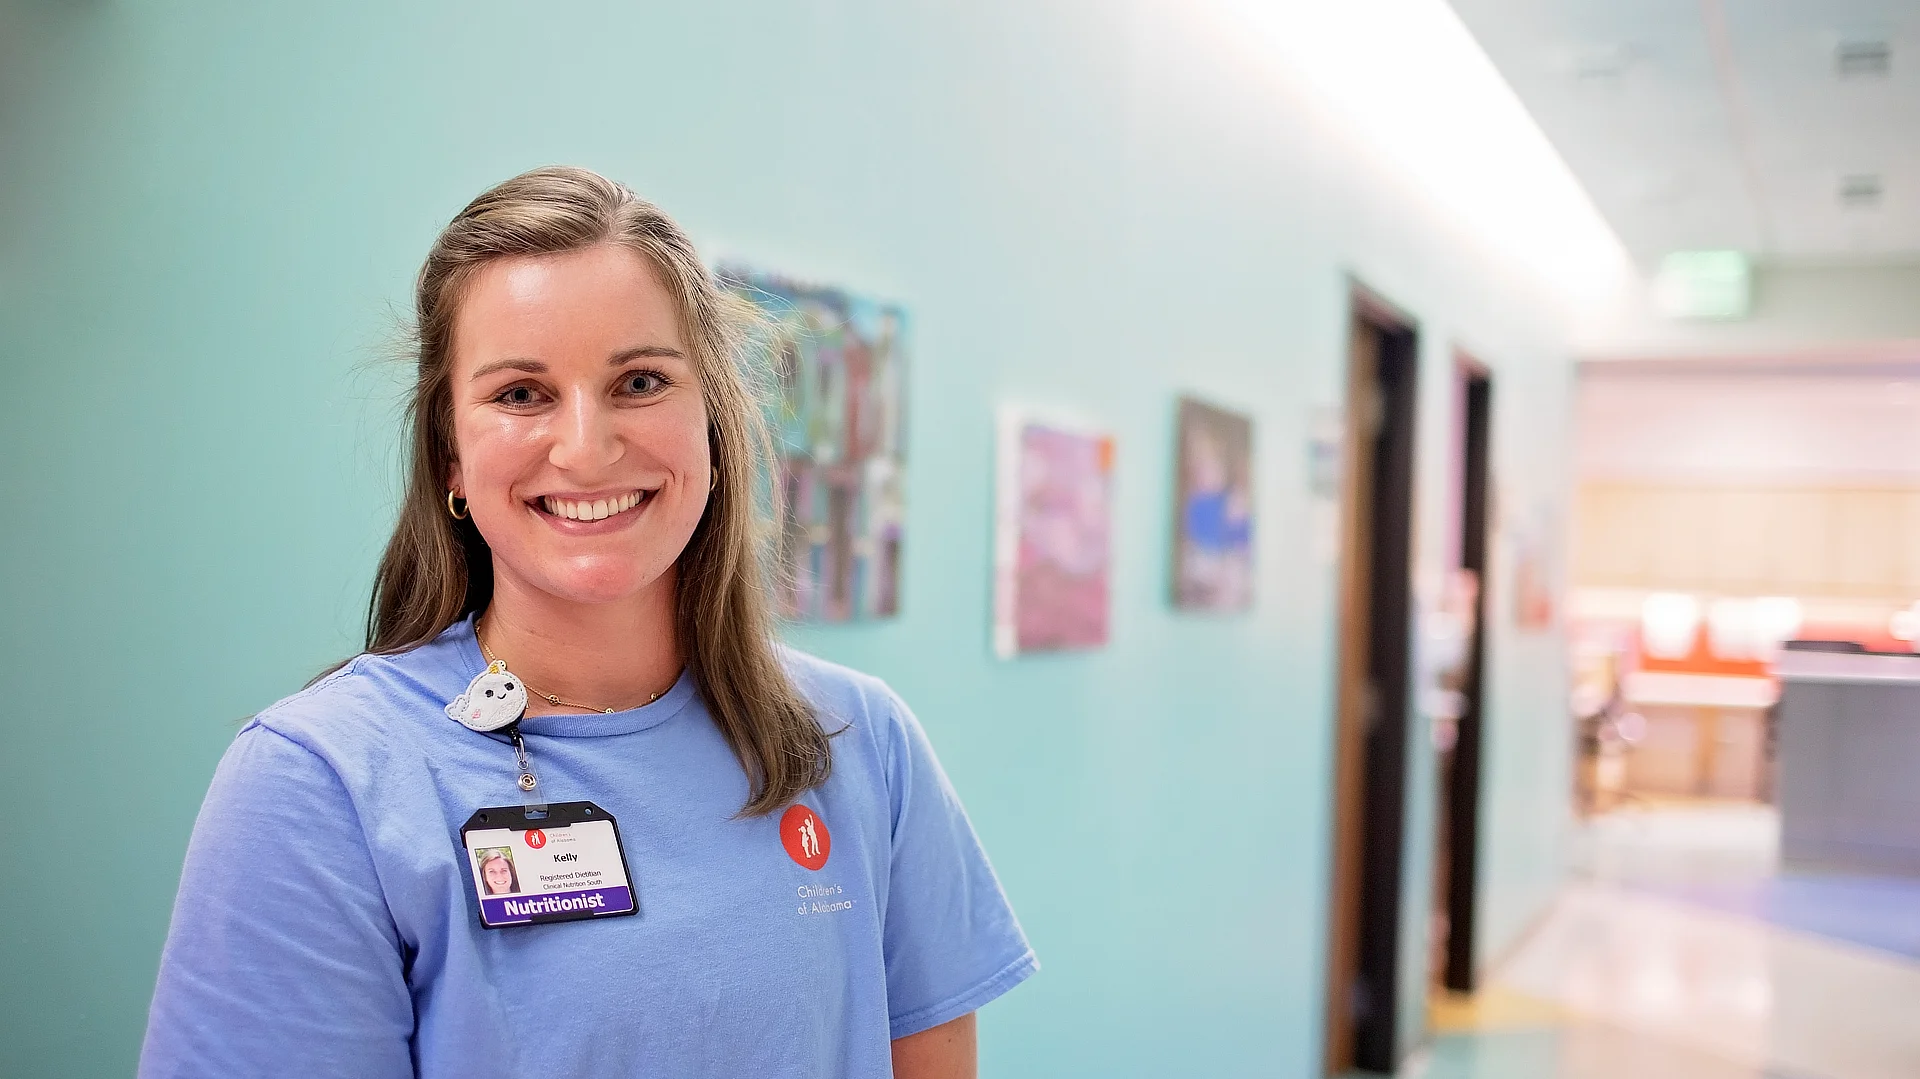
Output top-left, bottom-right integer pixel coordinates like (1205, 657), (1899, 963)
(453, 615), (695, 738)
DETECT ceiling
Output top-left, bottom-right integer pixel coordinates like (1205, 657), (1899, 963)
(1448, 0), (1920, 267)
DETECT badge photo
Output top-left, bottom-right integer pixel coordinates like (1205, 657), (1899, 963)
(459, 801), (638, 929)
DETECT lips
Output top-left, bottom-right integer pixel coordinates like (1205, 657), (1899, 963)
(536, 490), (647, 522)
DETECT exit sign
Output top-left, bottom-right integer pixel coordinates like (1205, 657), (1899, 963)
(1653, 250), (1752, 320)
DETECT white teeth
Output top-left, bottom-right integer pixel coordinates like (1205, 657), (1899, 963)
(539, 492), (643, 521)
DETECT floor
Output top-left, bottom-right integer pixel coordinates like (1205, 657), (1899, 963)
(1398, 801), (1920, 1079)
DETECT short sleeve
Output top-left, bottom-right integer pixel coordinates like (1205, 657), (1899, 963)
(140, 723), (414, 1079)
(879, 693), (1037, 1039)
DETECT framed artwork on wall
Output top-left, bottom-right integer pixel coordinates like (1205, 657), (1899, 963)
(1172, 396), (1254, 611)
(993, 409), (1114, 658)
(719, 265), (907, 623)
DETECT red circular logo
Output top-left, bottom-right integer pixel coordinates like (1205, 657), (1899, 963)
(780, 805), (830, 871)
(522, 829), (547, 849)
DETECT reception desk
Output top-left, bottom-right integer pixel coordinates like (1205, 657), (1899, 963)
(1773, 647), (1920, 876)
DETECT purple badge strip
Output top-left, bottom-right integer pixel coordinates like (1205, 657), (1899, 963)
(480, 885), (634, 925)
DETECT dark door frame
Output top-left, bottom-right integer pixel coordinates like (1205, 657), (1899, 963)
(1325, 285), (1421, 1075)
(1440, 356), (1493, 992)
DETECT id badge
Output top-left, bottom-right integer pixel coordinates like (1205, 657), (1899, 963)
(460, 801), (638, 929)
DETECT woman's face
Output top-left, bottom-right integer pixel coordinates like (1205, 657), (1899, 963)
(447, 243), (711, 609)
(482, 856), (514, 895)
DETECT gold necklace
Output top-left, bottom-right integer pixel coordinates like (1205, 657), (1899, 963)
(478, 630), (663, 715)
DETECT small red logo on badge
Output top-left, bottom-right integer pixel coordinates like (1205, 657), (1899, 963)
(523, 829), (547, 849)
(780, 805), (830, 870)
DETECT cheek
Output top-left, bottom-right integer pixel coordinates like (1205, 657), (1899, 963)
(454, 415), (544, 491)
(642, 404), (712, 472)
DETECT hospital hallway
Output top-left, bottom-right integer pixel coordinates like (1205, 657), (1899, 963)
(1401, 803), (1920, 1079)
(11, 1), (1920, 1076)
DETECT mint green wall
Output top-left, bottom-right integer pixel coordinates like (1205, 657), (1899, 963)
(0, 2), (1599, 1075)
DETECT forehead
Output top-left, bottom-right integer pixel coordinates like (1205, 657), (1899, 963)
(452, 243), (687, 366)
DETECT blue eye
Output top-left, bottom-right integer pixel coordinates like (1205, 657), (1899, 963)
(495, 384), (539, 407)
(622, 370), (667, 396)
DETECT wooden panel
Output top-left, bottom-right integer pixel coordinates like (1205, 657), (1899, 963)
(1573, 481), (1920, 600)
(1831, 490), (1899, 595)
(1572, 485), (1632, 585)
(1706, 489), (1769, 593)
(1765, 489), (1829, 595)
(1901, 491), (1920, 593)
(1623, 706), (1704, 795)
(1705, 709), (1767, 801)
(1646, 487), (1703, 587)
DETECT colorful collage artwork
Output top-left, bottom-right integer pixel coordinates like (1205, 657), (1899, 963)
(1172, 397), (1254, 611)
(994, 412), (1115, 657)
(721, 266), (907, 623)
(723, 265), (1257, 648)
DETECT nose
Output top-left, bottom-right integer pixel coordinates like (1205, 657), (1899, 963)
(548, 387), (624, 474)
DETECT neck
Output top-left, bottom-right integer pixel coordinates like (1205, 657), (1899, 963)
(477, 567), (683, 715)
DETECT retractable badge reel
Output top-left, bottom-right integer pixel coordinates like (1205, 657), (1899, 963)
(447, 661), (638, 929)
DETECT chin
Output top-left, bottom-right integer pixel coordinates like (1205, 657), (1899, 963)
(480, 510), (697, 609)
(536, 553), (674, 606)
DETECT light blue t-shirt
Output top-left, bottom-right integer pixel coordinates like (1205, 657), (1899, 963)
(140, 618), (1035, 1078)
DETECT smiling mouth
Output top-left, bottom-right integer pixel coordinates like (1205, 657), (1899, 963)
(534, 490), (649, 522)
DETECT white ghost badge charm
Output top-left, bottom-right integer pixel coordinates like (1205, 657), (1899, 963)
(447, 660), (529, 733)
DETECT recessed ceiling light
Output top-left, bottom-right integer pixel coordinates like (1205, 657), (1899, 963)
(1840, 174), (1883, 208)
(1836, 39), (1891, 78)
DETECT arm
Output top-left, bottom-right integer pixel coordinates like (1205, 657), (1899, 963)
(140, 724), (413, 1079)
(891, 1011), (976, 1079)
(875, 686), (1035, 1049)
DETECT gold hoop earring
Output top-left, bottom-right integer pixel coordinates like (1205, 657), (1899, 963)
(447, 489), (469, 520)
(709, 468), (719, 492)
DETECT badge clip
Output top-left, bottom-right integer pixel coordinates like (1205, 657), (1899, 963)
(447, 661), (540, 797)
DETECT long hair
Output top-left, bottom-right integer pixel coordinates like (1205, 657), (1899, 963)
(365, 165), (828, 816)
(475, 849), (520, 895)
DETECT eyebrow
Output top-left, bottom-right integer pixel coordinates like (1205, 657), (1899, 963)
(608, 345), (687, 365)
(468, 345), (689, 382)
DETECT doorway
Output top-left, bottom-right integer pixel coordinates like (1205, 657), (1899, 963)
(1430, 358), (1492, 994)
(1325, 293), (1420, 1075)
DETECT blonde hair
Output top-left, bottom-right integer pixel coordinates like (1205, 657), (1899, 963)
(364, 165), (829, 815)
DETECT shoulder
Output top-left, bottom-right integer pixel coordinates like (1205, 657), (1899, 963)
(244, 625), (475, 772)
(777, 646), (919, 763)
(778, 646), (900, 717)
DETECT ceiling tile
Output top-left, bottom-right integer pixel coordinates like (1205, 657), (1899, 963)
(1449, 0), (1920, 262)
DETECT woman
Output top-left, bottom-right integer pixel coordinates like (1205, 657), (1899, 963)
(475, 850), (519, 897)
(140, 167), (1035, 1078)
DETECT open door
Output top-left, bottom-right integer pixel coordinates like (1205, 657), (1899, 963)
(1325, 294), (1420, 1075)
(1431, 358), (1492, 993)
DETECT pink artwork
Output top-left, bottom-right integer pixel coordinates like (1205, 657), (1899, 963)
(994, 412), (1114, 657)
